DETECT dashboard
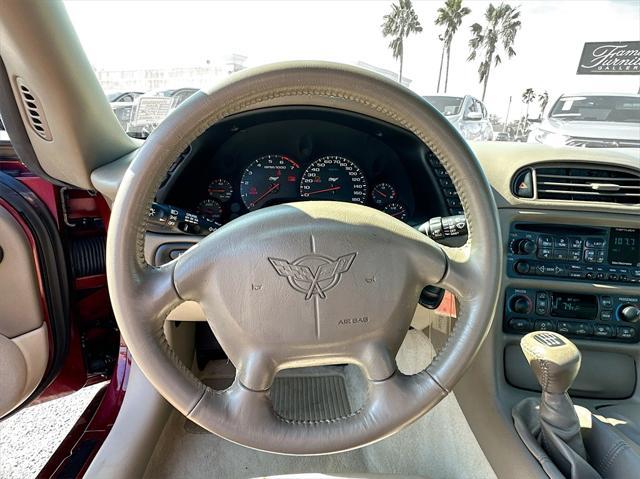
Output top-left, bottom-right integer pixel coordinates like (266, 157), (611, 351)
(152, 107), (463, 235)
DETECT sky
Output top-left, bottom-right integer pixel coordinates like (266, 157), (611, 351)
(64, 0), (640, 119)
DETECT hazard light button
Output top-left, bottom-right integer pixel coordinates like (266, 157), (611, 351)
(513, 169), (533, 199)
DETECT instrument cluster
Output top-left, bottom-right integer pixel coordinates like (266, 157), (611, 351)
(192, 153), (412, 225)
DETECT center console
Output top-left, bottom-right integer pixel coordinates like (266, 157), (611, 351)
(504, 222), (640, 343)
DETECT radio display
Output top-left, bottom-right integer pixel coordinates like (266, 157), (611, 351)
(550, 293), (598, 320)
(609, 228), (640, 266)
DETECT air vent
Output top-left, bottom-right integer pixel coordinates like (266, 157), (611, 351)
(16, 77), (52, 141)
(532, 165), (640, 205)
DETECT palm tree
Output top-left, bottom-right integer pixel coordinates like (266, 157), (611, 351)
(520, 88), (535, 135)
(537, 90), (549, 119)
(467, 3), (522, 101)
(435, 0), (471, 93)
(381, 0), (423, 83)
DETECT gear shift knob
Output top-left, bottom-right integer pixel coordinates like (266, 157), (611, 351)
(520, 331), (581, 394)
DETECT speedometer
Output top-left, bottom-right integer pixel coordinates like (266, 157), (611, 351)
(240, 154), (301, 210)
(300, 156), (367, 204)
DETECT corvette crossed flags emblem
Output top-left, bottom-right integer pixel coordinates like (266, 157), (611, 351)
(268, 252), (357, 300)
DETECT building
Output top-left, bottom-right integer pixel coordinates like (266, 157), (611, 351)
(96, 54), (248, 92)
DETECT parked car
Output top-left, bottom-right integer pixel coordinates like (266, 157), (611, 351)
(126, 87), (199, 138)
(529, 93), (640, 147)
(106, 90), (144, 103)
(423, 94), (494, 141)
(494, 132), (510, 142)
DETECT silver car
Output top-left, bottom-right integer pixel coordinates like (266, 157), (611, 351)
(423, 94), (494, 141)
(529, 93), (640, 148)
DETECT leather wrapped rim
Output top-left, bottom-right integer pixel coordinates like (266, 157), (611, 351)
(106, 61), (502, 454)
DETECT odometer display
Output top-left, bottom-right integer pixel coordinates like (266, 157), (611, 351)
(240, 154), (301, 210)
(300, 156), (367, 204)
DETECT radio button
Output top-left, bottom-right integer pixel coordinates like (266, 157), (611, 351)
(594, 325), (614, 338)
(608, 274), (619, 281)
(538, 248), (553, 259)
(596, 272), (606, 280)
(568, 249), (582, 261)
(586, 272), (595, 280)
(553, 249), (569, 260)
(554, 237), (569, 248)
(538, 235), (553, 248)
(586, 238), (606, 248)
(584, 249), (596, 263)
(534, 320), (555, 331)
(568, 237), (583, 249)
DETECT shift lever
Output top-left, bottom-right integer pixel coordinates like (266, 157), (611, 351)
(520, 332), (588, 475)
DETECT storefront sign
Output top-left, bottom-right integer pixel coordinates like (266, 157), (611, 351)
(577, 41), (640, 74)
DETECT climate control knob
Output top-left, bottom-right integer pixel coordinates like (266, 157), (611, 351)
(619, 305), (640, 323)
(510, 295), (532, 314)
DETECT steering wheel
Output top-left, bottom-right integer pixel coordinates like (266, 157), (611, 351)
(106, 62), (501, 455)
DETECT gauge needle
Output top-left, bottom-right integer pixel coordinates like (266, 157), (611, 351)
(391, 211), (404, 217)
(374, 188), (387, 198)
(306, 185), (342, 196)
(250, 183), (280, 206)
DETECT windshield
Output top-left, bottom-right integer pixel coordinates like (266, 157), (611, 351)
(423, 96), (464, 116)
(65, 0), (640, 147)
(550, 95), (640, 123)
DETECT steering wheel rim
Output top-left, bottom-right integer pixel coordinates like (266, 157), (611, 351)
(106, 61), (502, 455)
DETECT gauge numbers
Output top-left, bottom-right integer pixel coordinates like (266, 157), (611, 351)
(299, 156), (367, 204)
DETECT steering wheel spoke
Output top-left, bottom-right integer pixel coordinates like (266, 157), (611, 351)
(107, 62), (502, 454)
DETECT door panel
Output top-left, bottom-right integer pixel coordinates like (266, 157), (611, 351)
(0, 170), (70, 418)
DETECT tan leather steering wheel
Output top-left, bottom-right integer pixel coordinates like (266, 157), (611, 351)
(106, 62), (502, 454)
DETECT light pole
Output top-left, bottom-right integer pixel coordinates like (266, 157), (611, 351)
(503, 95), (512, 133)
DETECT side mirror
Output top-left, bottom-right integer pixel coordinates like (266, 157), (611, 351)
(528, 117), (542, 124)
(465, 111), (483, 121)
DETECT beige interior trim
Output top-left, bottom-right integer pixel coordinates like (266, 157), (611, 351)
(0, 324), (48, 417)
(0, 205), (44, 337)
(85, 322), (195, 479)
(0, 0), (138, 188)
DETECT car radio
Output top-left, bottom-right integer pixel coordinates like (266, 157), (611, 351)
(504, 287), (640, 342)
(506, 223), (640, 284)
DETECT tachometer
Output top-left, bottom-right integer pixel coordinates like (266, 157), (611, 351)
(240, 154), (301, 210)
(300, 156), (367, 204)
